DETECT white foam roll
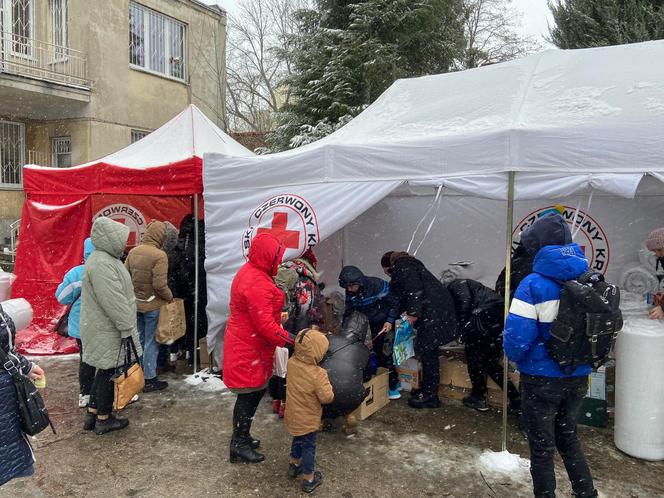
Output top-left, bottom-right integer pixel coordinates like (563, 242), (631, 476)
(615, 317), (664, 460)
(619, 263), (658, 295)
(1, 298), (33, 331)
(0, 271), (16, 302)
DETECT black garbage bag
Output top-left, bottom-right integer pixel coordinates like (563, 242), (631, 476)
(321, 312), (371, 417)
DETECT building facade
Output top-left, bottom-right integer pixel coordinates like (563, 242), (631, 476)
(0, 0), (226, 244)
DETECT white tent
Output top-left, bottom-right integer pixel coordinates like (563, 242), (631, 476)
(203, 40), (664, 356)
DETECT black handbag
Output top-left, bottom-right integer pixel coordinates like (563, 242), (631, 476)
(54, 295), (79, 337)
(0, 347), (56, 436)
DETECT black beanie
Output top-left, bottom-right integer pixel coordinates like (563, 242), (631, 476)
(520, 214), (573, 256)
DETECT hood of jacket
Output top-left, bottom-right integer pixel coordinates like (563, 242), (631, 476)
(533, 243), (589, 281)
(162, 222), (179, 253)
(339, 265), (365, 288)
(341, 311), (369, 343)
(294, 328), (329, 365)
(83, 238), (95, 261)
(521, 214), (572, 256)
(248, 233), (285, 276)
(91, 217), (129, 259)
(143, 220), (166, 248)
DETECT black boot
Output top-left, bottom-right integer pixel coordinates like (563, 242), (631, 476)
(301, 471), (323, 493)
(229, 439), (265, 464)
(83, 412), (96, 431)
(408, 392), (441, 409)
(463, 394), (489, 412)
(94, 416), (129, 435)
(248, 436), (260, 449)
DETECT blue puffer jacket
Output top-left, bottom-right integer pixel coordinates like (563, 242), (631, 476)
(504, 243), (592, 378)
(55, 238), (95, 339)
(0, 304), (35, 486)
(339, 266), (400, 327)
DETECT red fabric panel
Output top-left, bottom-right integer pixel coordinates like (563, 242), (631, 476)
(12, 197), (92, 354)
(23, 157), (202, 196)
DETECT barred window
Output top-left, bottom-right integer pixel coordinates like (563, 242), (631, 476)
(129, 2), (186, 81)
(51, 0), (68, 60)
(131, 129), (151, 143)
(0, 121), (25, 187)
(11, 0), (34, 57)
(51, 136), (71, 168)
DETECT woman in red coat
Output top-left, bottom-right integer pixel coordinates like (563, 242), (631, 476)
(223, 233), (294, 463)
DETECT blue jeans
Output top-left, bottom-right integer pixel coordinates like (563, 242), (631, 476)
(290, 432), (317, 475)
(138, 310), (160, 380)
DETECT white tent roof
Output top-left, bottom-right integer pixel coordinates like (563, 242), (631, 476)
(206, 40), (664, 199)
(30, 104), (253, 171)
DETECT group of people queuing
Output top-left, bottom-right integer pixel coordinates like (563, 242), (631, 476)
(51, 214), (206, 435)
(221, 212), (646, 497)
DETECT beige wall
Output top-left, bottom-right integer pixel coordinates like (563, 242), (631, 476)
(0, 191), (25, 219)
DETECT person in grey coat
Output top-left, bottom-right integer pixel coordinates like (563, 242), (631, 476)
(80, 217), (142, 436)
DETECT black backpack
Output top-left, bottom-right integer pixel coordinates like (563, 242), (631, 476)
(547, 271), (623, 374)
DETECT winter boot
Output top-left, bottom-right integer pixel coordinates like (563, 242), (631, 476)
(94, 416), (129, 435)
(302, 471), (323, 493)
(278, 402), (286, 419)
(388, 387), (402, 400)
(247, 435), (260, 449)
(143, 378), (168, 392)
(83, 411), (96, 431)
(288, 463), (303, 478)
(79, 394), (90, 408)
(229, 439), (265, 464)
(408, 392), (441, 409)
(463, 394), (489, 412)
(342, 413), (358, 435)
(271, 399), (281, 414)
(508, 396), (522, 415)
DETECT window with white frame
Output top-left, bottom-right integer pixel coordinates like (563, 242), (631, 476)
(51, 136), (71, 168)
(10, 0), (34, 57)
(0, 121), (25, 187)
(51, 0), (68, 60)
(130, 129), (151, 143)
(129, 2), (186, 81)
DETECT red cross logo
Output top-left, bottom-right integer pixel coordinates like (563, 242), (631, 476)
(115, 217), (138, 246)
(257, 212), (300, 249)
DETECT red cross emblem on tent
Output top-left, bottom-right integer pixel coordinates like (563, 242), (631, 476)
(257, 212), (300, 250)
(115, 217), (139, 246)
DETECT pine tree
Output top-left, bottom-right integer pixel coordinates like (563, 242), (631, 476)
(266, 0), (465, 151)
(549, 0), (664, 49)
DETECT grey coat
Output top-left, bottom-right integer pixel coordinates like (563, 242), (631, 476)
(80, 217), (142, 370)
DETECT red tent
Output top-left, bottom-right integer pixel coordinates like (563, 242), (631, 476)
(12, 105), (253, 354)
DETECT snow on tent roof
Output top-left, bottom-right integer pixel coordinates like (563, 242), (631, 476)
(204, 40), (664, 195)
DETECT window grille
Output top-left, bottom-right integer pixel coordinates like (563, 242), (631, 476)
(0, 121), (25, 187)
(129, 2), (186, 81)
(51, 0), (67, 60)
(11, 0), (34, 57)
(51, 136), (71, 168)
(130, 129), (150, 143)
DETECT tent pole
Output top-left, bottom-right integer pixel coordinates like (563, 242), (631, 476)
(193, 194), (199, 376)
(502, 171), (515, 452)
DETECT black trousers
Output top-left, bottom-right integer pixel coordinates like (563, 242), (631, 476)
(371, 322), (398, 391)
(76, 339), (96, 396)
(232, 389), (265, 443)
(88, 368), (115, 416)
(419, 348), (440, 397)
(464, 332), (519, 401)
(520, 374), (596, 498)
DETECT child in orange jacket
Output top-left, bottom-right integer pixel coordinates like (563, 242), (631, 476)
(284, 329), (334, 493)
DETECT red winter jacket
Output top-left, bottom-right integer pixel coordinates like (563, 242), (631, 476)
(222, 233), (293, 390)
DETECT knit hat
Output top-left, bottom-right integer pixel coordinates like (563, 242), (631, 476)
(520, 214), (572, 256)
(646, 228), (664, 251)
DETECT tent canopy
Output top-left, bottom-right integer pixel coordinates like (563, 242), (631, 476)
(206, 40), (664, 199)
(203, 40), (664, 364)
(13, 105), (253, 354)
(24, 104), (253, 196)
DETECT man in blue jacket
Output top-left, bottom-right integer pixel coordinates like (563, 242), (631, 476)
(56, 238), (97, 408)
(504, 214), (598, 498)
(339, 266), (401, 399)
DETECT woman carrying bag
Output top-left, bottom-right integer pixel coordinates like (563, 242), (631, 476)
(0, 303), (45, 487)
(80, 217), (142, 436)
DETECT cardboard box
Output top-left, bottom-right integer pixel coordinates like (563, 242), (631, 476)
(352, 367), (390, 420)
(439, 351), (519, 408)
(587, 367), (606, 400)
(397, 357), (420, 391)
(199, 338), (211, 368)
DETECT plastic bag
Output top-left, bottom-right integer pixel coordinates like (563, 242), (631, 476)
(393, 316), (415, 366)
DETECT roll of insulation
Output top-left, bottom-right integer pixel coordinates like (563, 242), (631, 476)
(0, 298), (33, 332)
(614, 317), (664, 460)
(619, 263), (658, 295)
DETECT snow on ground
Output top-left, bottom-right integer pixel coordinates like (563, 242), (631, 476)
(478, 450), (530, 476)
(183, 370), (230, 393)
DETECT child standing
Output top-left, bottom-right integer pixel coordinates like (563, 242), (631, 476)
(284, 329), (334, 493)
